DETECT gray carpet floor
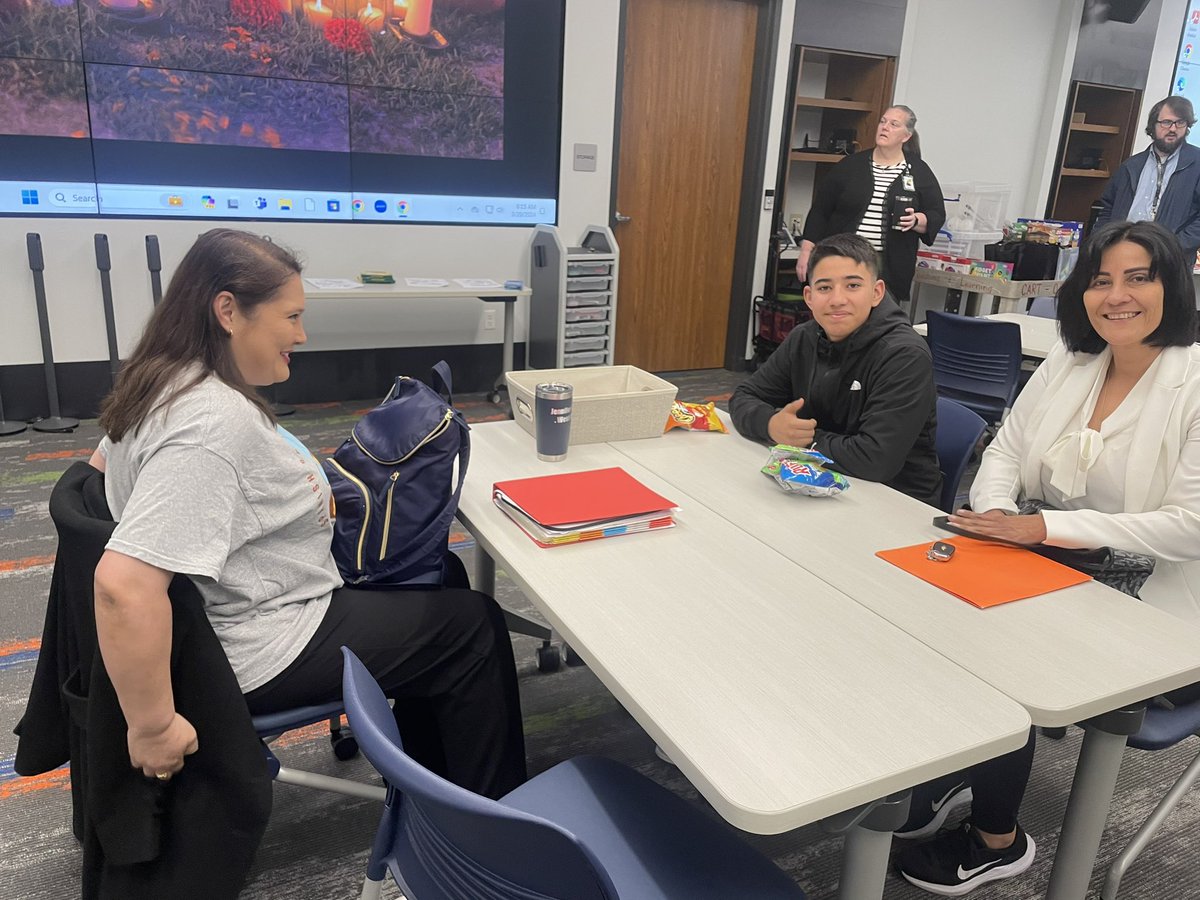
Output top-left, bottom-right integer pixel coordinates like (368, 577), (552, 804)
(2, 369), (1198, 899)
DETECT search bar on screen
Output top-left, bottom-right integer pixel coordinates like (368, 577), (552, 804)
(48, 190), (98, 209)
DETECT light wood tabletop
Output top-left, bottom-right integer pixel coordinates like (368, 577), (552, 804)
(613, 418), (1200, 727)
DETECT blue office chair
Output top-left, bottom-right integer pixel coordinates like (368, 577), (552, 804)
(1100, 692), (1200, 899)
(925, 310), (1023, 426)
(935, 397), (988, 513)
(253, 702), (385, 801)
(340, 647), (807, 900)
(1027, 296), (1057, 318)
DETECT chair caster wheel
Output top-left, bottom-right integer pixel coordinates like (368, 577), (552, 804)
(1041, 726), (1067, 740)
(536, 644), (562, 672)
(488, 390), (502, 404)
(331, 732), (360, 761)
(562, 643), (587, 667)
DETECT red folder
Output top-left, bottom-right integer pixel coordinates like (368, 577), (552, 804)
(492, 467), (676, 528)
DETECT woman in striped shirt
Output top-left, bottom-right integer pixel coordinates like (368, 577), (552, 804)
(798, 105), (945, 305)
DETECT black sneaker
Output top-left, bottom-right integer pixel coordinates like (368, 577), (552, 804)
(895, 822), (1036, 896)
(893, 779), (973, 840)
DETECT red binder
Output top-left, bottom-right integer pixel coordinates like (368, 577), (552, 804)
(493, 467), (676, 527)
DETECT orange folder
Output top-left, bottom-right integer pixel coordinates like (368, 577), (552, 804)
(875, 537), (1092, 608)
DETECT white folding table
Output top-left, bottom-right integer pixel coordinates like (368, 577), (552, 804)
(458, 421), (1031, 900)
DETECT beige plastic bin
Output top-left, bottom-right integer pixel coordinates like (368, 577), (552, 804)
(506, 366), (678, 444)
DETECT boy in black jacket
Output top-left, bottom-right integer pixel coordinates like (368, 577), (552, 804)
(730, 233), (941, 506)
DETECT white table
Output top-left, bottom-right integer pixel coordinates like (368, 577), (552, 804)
(914, 311), (1059, 360)
(458, 422), (1030, 900)
(613, 420), (1200, 900)
(303, 283), (531, 401)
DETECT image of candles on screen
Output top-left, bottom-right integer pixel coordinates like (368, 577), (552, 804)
(358, 0), (386, 32)
(304, 0), (334, 26)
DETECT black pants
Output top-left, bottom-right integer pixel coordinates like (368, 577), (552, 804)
(912, 728), (1037, 835)
(244, 568), (526, 800)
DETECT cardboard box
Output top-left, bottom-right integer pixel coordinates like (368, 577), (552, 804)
(1018, 218), (1084, 248)
(916, 250), (944, 270)
(969, 260), (1014, 282)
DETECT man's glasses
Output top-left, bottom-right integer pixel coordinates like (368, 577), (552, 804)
(1156, 118), (1189, 130)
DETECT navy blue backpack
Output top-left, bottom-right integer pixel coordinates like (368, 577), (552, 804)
(324, 362), (470, 589)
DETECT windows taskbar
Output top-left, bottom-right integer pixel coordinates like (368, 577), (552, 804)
(0, 181), (557, 225)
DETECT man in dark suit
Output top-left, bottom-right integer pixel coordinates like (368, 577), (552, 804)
(1096, 95), (1200, 264)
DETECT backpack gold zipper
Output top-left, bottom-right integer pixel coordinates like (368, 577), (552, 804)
(380, 471), (400, 560)
(352, 408), (453, 465)
(326, 457), (370, 573)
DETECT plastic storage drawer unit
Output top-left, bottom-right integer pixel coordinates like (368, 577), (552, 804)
(565, 307), (609, 323)
(566, 276), (610, 292)
(565, 322), (608, 337)
(567, 262), (612, 277)
(564, 336), (608, 352)
(564, 291), (611, 307)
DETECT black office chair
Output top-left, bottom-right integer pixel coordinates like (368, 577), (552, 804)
(926, 311), (1023, 427)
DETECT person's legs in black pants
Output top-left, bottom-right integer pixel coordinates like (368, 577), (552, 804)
(245, 586), (526, 799)
(895, 729), (1038, 894)
(968, 727), (1037, 835)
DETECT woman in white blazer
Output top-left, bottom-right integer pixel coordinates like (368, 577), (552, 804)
(897, 220), (1200, 896)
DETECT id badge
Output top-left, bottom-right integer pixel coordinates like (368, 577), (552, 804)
(902, 174), (915, 191)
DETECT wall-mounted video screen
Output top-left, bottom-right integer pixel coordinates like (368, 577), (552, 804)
(1172, 1), (1200, 115)
(0, 0), (562, 224)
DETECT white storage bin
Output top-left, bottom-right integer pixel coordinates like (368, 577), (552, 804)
(566, 275), (611, 292)
(565, 307), (609, 323)
(564, 321), (608, 337)
(507, 366), (678, 444)
(564, 335), (608, 352)
(941, 182), (1011, 234)
(931, 230), (1002, 262)
(564, 291), (611, 307)
(567, 261), (611, 277)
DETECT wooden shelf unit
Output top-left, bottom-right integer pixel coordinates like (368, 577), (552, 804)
(1047, 82), (1141, 222)
(794, 96), (875, 111)
(766, 45), (896, 301)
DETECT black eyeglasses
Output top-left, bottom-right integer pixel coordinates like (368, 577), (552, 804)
(1156, 118), (1189, 130)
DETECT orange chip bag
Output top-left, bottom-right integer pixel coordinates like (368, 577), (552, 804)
(665, 400), (728, 433)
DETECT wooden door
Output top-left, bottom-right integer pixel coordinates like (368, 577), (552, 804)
(614, 0), (759, 372)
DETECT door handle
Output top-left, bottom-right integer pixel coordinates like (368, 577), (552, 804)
(614, 211), (632, 224)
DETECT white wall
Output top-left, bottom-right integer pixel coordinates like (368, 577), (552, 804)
(0, 0), (621, 367)
(893, 0), (1083, 223)
(1138, 0), (1190, 152)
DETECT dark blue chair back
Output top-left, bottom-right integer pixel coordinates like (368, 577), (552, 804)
(340, 647), (617, 900)
(926, 311), (1023, 425)
(935, 397), (988, 513)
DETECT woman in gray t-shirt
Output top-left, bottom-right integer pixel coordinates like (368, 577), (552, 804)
(91, 229), (525, 799)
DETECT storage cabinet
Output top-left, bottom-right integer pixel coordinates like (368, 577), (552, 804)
(766, 45), (896, 301)
(1047, 82), (1142, 222)
(529, 225), (619, 369)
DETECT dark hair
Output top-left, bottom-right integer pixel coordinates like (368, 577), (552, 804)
(1055, 220), (1197, 354)
(1145, 95), (1197, 136)
(888, 104), (922, 159)
(808, 233), (879, 280)
(99, 229), (302, 441)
